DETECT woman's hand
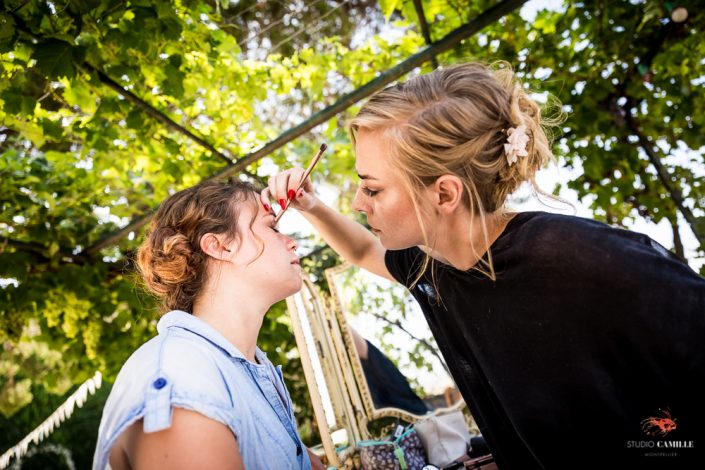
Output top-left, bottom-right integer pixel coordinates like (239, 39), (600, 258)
(261, 168), (318, 213)
(261, 166), (395, 283)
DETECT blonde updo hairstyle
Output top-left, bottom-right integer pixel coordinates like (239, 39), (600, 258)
(137, 181), (260, 313)
(349, 62), (560, 282)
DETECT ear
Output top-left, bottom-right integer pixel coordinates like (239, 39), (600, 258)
(199, 233), (232, 261)
(430, 175), (464, 214)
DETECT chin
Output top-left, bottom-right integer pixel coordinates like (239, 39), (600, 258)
(272, 281), (302, 304)
(378, 234), (417, 251)
(281, 275), (303, 298)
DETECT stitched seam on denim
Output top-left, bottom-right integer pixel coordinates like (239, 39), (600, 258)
(170, 391), (233, 413)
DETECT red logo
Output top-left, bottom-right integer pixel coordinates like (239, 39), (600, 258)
(641, 409), (677, 437)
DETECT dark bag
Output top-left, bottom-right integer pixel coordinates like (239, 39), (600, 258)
(358, 427), (427, 470)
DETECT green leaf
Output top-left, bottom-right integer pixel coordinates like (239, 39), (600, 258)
(40, 118), (63, 141)
(378, 0), (401, 21)
(162, 64), (184, 98)
(0, 12), (16, 46)
(72, 45), (87, 65)
(0, 87), (22, 114)
(62, 78), (96, 112)
(32, 39), (76, 80)
(125, 108), (144, 129)
(48, 241), (60, 257)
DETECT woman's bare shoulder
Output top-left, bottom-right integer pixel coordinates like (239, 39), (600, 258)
(109, 408), (242, 470)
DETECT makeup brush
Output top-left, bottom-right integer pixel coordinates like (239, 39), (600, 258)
(274, 143), (327, 223)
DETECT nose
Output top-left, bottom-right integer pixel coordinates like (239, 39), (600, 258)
(352, 186), (367, 213)
(284, 234), (298, 252)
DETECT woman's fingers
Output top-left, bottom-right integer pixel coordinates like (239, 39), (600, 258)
(286, 168), (306, 194)
(261, 168), (310, 213)
(262, 171), (288, 210)
(294, 169), (312, 195)
(272, 170), (292, 210)
(260, 187), (273, 212)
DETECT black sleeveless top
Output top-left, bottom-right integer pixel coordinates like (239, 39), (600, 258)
(385, 211), (705, 469)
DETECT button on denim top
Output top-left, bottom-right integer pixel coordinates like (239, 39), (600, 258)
(93, 310), (310, 470)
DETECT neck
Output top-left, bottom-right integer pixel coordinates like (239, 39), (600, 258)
(429, 210), (511, 271)
(192, 278), (271, 363)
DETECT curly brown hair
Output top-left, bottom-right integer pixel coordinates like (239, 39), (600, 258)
(136, 180), (260, 313)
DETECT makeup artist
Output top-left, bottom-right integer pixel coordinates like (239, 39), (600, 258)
(263, 62), (705, 469)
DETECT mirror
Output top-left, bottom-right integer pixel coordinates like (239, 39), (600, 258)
(324, 262), (468, 425)
(286, 263), (480, 466)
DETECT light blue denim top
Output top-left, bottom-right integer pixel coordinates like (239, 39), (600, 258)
(93, 310), (310, 470)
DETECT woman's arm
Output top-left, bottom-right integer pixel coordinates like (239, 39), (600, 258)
(262, 168), (394, 282)
(118, 408), (243, 470)
(303, 199), (393, 281)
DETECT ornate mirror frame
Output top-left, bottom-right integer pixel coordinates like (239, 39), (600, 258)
(286, 276), (361, 466)
(287, 264), (469, 464)
(324, 262), (466, 426)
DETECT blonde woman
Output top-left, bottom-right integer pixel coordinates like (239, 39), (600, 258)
(263, 63), (705, 469)
(93, 181), (324, 470)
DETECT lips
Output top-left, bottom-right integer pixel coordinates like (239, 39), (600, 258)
(291, 259), (300, 265)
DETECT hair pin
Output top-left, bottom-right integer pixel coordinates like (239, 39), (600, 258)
(503, 125), (529, 166)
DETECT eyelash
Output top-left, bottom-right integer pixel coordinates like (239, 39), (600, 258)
(361, 187), (379, 197)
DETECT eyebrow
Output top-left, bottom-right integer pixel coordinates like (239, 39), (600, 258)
(357, 173), (379, 180)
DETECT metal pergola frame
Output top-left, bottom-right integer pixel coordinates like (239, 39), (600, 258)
(84, 0), (528, 255)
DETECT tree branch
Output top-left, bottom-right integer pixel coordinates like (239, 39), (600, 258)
(603, 19), (704, 246)
(76, 62), (233, 165)
(412, 0), (438, 69)
(1, 238), (47, 257)
(367, 310), (451, 377)
(670, 216), (684, 259)
(8, 9), (234, 167)
(623, 105), (704, 245)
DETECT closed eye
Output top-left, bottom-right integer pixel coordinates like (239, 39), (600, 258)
(271, 225), (280, 233)
(361, 187), (379, 197)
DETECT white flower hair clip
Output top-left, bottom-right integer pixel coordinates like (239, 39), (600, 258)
(503, 124), (530, 166)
